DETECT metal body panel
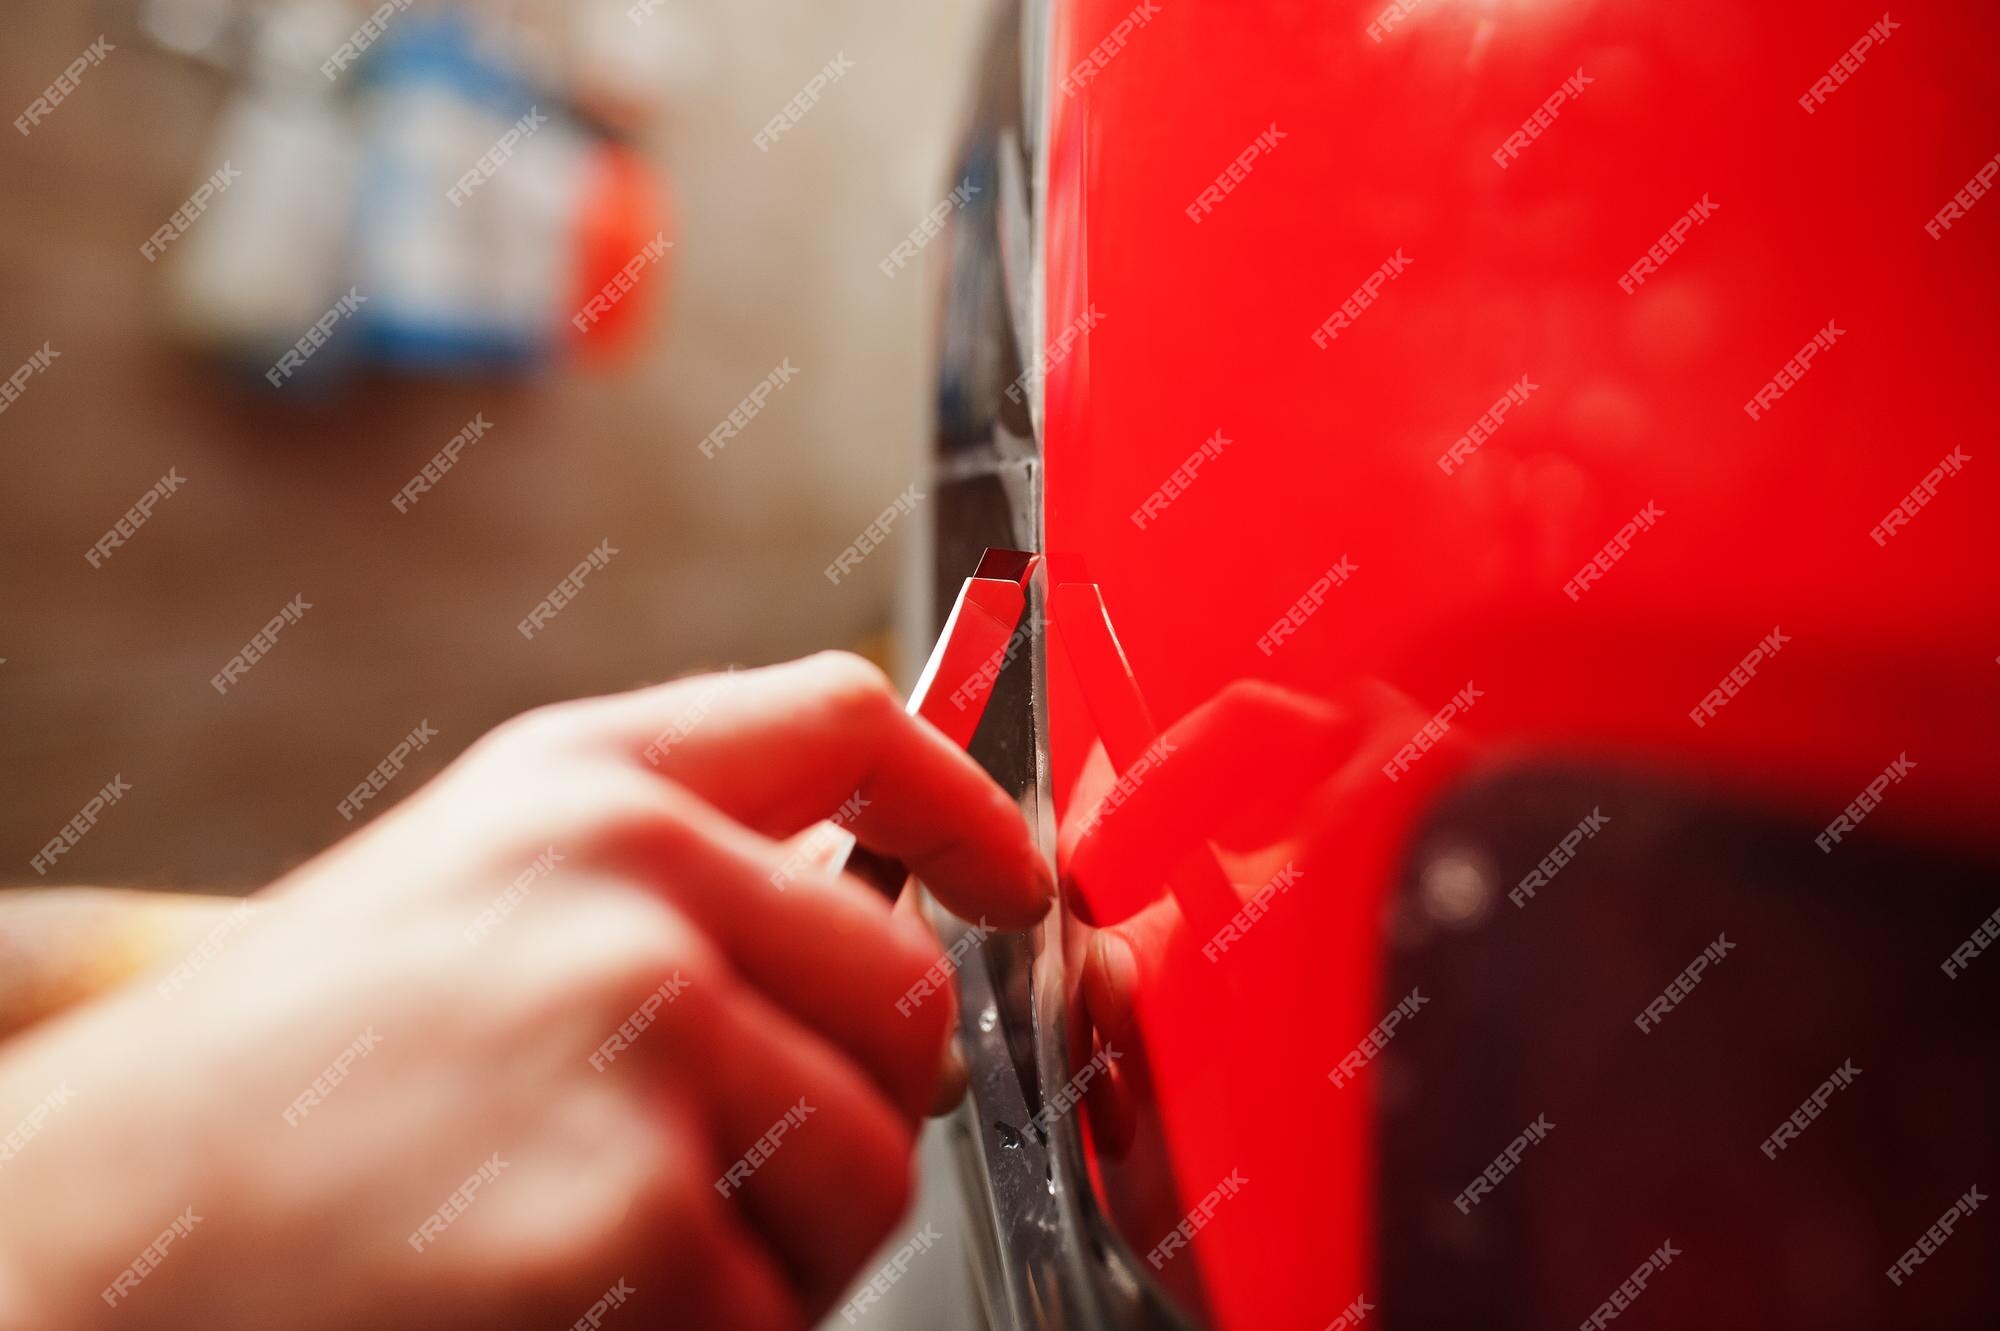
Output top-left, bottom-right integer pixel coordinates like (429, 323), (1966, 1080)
(932, 1), (1999, 1327)
(1034, 1), (1999, 1328)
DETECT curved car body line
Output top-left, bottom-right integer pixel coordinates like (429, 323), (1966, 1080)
(1031, 0), (1999, 1328)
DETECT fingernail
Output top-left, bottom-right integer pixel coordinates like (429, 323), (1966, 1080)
(927, 1037), (969, 1116)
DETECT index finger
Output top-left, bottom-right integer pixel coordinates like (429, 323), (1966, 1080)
(579, 652), (1053, 929)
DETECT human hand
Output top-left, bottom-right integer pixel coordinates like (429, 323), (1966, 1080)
(0, 652), (1049, 1331)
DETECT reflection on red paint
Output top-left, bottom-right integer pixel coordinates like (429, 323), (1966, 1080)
(1040, 0), (2000, 1325)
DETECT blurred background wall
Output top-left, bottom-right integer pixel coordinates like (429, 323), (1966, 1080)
(1, 0), (994, 893)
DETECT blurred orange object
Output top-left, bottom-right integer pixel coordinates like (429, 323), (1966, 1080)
(566, 141), (675, 361)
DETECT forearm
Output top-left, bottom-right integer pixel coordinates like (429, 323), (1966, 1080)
(0, 889), (245, 1043)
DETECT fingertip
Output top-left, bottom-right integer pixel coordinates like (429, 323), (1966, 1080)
(1031, 845), (1058, 913)
(994, 846), (1056, 932)
(912, 833), (1052, 934)
(962, 867), (1053, 934)
(794, 650), (899, 717)
(993, 789), (1057, 928)
(1085, 929), (1140, 1040)
(926, 1037), (969, 1116)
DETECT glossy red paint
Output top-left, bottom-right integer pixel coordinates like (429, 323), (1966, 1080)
(1037, 1), (1999, 1325)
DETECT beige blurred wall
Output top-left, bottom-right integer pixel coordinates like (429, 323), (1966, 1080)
(0, 0), (994, 889)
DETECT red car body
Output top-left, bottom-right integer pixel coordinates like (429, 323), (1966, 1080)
(930, 2), (1999, 1327)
